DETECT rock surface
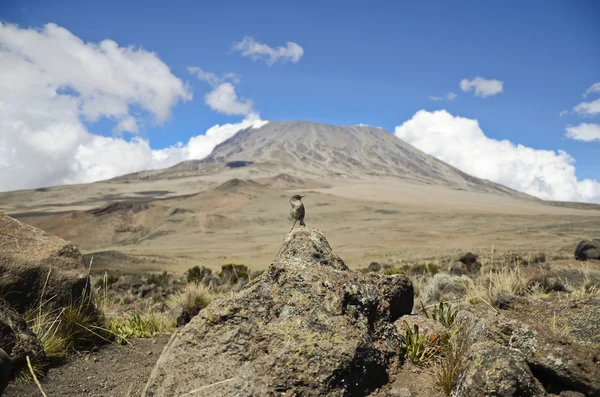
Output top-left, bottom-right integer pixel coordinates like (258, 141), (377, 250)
(143, 228), (414, 397)
(574, 239), (600, 261)
(0, 212), (89, 313)
(0, 301), (46, 372)
(455, 342), (547, 397)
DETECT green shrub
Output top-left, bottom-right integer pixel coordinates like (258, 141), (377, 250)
(383, 267), (407, 276)
(186, 266), (213, 284)
(421, 301), (458, 328)
(412, 263), (440, 276)
(107, 312), (175, 345)
(147, 271), (170, 287)
(219, 264), (249, 284)
(399, 321), (447, 365)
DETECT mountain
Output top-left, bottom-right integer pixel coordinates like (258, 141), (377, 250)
(120, 121), (524, 197)
(3, 120), (599, 271)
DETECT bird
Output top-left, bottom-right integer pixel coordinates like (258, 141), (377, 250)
(289, 194), (306, 232)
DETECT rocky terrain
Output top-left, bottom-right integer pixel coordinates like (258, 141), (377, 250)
(2, 210), (600, 396)
(1, 121), (600, 396)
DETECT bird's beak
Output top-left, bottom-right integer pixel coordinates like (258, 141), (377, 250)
(301, 195), (305, 199)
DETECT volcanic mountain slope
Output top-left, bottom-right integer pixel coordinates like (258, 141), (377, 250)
(119, 121), (525, 197)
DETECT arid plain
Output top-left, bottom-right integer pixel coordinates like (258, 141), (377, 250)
(1, 122), (598, 274)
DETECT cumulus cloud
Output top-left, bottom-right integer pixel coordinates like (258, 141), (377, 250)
(204, 82), (253, 115)
(584, 82), (600, 97)
(232, 36), (304, 66)
(0, 22), (266, 192)
(460, 77), (504, 98)
(394, 110), (600, 204)
(188, 66), (253, 115)
(565, 123), (600, 142)
(573, 98), (600, 116)
(428, 92), (458, 101)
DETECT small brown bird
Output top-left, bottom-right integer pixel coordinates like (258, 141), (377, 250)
(289, 194), (306, 231)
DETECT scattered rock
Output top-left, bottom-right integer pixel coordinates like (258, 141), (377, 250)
(368, 262), (382, 272)
(0, 212), (89, 313)
(143, 228), (414, 397)
(574, 239), (600, 261)
(176, 310), (191, 327)
(493, 290), (520, 310)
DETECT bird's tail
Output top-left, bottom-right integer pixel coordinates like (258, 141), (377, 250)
(300, 220), (306, 227)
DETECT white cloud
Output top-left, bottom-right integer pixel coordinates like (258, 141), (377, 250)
(232, 36), (304, 66)
(565, 123), (600, 142)
(204, 83), (253, 116)
(187, 66), (240, 86)
(188, 66), (253, 115)
(584, 82), (600, 97)
(186, 114), (268, 159)
(0, 22), (268, 192)
(394, 110), (600, 204)
(573, 98), (600, 116)
(428, 92), (457, 101)
(113, 116), (139, 134)
(460, 77), (504, 98)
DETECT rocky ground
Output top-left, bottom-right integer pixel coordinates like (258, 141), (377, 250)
(4, 334), (171, 397)
(2, 208), (600, 397)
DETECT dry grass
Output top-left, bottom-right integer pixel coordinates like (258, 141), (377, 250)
(107, 312), (175, 345)
(431, 323), (473, 396)
(169, 283), (214, 316)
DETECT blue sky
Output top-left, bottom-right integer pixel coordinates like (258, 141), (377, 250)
(1, 0), (599, 200)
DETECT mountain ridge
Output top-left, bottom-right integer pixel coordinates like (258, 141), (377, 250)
(119, 120), (529, 198)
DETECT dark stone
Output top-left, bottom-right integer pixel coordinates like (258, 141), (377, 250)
(176, 310), (191, 327)
(574, 239), (600, 261)
(368, 262), (382, 272)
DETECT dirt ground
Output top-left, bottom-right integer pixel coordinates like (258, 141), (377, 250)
(4, 334), (172, 397)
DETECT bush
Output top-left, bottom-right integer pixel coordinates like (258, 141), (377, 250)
(383, 267), (407, 276)
(186, 266), (213, 284)
(146, 271), (170, 287)
(411, 263), (440, 276)
(219, 264), (249, 284)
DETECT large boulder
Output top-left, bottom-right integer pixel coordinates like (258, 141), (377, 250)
(574, 239), (600, 261)
(143, 228), (414, 397)
(0, 212), (89, 313)
(456, 296), (600, 397)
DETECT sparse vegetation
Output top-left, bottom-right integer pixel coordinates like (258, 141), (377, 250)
(107, 312), (175, 345)
(432, 323), (473, 395)
(399, 321), (447, 365)
(169, 283), (213, 317)
(146, 271), (170, 287)
(383, 267), (407, 276)
(421, 301), (458, 328)
(186, 265), (213, 284)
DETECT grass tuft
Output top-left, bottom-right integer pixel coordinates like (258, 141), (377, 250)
(169, 283), (213, 317)
(431, 324), (472, 395)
